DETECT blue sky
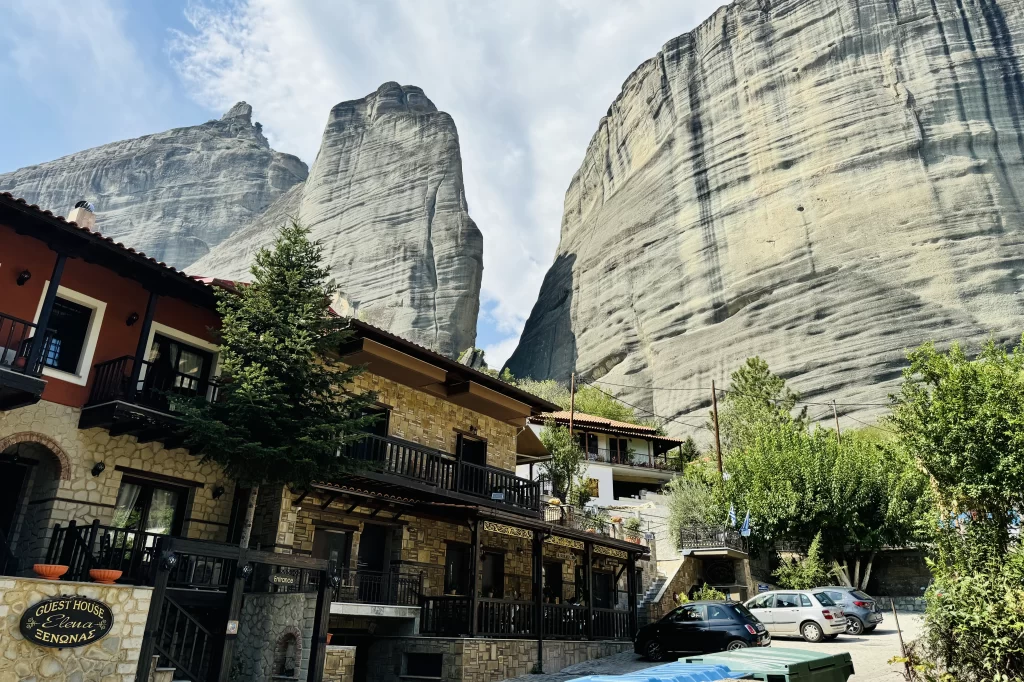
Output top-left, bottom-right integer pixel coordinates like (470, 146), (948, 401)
(0, 0), (722, 366)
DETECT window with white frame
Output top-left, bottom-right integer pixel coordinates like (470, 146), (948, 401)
(34, 284), (106, 385)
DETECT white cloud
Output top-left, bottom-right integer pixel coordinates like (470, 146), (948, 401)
(170, 0), (723, 360)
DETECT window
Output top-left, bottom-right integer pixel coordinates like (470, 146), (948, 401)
(405, 653), (442, 678)
(748, 594), (773, 609)
(111, 477), (188, 536)
(313, 529), (353, 568)
(543, 562), (563, 603)
(360, 406), (390, 437)
(592, 571), (615, 609)
(443, 543), (470, 595)
(481, 552), (505, 598)
(775, 594), (800, 608)
(850, 589), (873, 601)
(44, 297), (92, 374)
(799, 594), (813, 607)
(146, 333), (213, 396)
(675, 604), (705, 622)
(609, 438), (629, 463)
(707, 604), (731, 620)
(826, 590), (845, 602)
(577, 433), (598, 458)
(813, 592), (837, 606)
(456, 433), (487, 466)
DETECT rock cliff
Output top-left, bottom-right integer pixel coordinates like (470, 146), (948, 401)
(0, 103), (308, 267)
(506, 0), (1024, 428)
(191, 83), (483, 357)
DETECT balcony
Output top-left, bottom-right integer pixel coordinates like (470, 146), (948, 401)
(0, 312), (50, 410)
(679, 525), (748, 557)
(78, 356), (217, 446)
(419, 596), (631, 640)
(340, 433), (541, 516)
(584, 447), (684, 473)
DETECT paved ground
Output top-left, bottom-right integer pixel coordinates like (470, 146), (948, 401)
(502, 615), (924, 682)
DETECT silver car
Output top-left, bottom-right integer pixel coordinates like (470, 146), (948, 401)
(817, 586), (884, 635)
(744, 590), (847, 643)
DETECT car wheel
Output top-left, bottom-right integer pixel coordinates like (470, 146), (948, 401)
(645, 640), (665, 662)
(801, 621), (825, 643)
(846, 616), (864, 635)
(726, 639), (749, 651)
(865, 625), (878, 633)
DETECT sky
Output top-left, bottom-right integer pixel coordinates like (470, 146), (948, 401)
(0, 0), (723, 367)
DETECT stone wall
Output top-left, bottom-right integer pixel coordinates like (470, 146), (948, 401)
(350, 371), (518, 472)
(322, 646), (356, 682)
(1, 401), (235, 567)
(232, 592), (318, 682)
(0, 576), (152, 682)
(365, 637), (633, 682)
(867, 549), (931, 597)
(886, 596), (928, 613)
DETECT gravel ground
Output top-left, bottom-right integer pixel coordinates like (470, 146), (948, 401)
(501, 614), (924, 682)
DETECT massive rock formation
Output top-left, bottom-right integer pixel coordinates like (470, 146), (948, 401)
(191, 83), (483, 357)
(0, 103), (307, 267)
(506, 0), (1024, 428)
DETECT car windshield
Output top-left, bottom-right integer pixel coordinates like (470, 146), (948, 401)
(729, 603), (758, 622)
(851, 590), (873, 600)
(813, 592), (837, 606)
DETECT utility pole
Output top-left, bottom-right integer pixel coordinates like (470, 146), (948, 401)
(832, 399), (842, 446)
(569, 372), (576, 435)
(711, 380), (723, 475)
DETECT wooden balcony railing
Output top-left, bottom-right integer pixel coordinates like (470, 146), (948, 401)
(0, 312), (53, 376)
(542, 603), (588, 639)
(87, 356), (218, 411)
(420, 595), (631, 640)
(477, 599), (535, 637)
(331, 568), (422, 606)
(420, 595), (472, 636)
(343, 433), (541, 514)
(679, 525), (748, 553)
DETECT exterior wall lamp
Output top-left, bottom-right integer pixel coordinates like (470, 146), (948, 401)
(91, 462), (106, 477)
(16, 270), (31, 286)
(212, 486), (225, 499)
(125, 312), (139, 326)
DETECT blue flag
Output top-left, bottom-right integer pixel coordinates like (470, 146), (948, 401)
(741, 511), (751, 537)
(728, 504), (737, 528)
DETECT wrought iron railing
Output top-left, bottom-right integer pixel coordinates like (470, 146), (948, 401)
(420, 595), (472, 635)
(48, 520), (164, 583)
(153, 595), (214, 682)
(0, 312), (53, 376)
(343, 433), (541, 513)
(584, 448), (683, 471)
(331, 568), (422, 606)
(679, 525), (748, 553)
(543, 505), (609, 536)
(86, 356), (218, 411)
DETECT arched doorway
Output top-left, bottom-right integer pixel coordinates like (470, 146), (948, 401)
(0, 436), (67, 567)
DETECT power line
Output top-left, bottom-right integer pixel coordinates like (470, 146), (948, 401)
(590, 378), (893, 407)
(844, 413), (898, 435)
(578, 378), (708, 430)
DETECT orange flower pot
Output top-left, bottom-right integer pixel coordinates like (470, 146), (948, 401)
(89, 569), (122, 585)
(33, 564), (68, 581)
(326, 633), (333, 645)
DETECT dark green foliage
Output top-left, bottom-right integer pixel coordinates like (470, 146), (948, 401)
(178, 222), (377, 490)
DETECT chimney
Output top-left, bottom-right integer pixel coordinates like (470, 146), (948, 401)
(67, 200), (96, 230)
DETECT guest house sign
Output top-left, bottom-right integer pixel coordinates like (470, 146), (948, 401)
(20, 596), (113, 648)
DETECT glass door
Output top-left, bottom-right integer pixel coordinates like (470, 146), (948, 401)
(145, 334), (214, 404)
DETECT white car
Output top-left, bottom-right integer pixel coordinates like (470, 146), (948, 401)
(744, 590), (847, 643)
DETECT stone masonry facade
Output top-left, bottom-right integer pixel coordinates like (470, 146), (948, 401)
(322, 646), (356, 682)
(364, 637), (633, 682)
(0, 400), (237, 568)
(0, 576), (153, 682)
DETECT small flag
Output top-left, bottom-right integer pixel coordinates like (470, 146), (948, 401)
(728, 504), (737, 528)
(741, 511), (751, 537)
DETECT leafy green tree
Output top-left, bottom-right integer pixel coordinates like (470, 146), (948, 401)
(774, 533), (830, 589)
(538, 419), (587, 503)
(890, 338), (1024, 555)
(716, 357), (807, 452)
(179, 222), (377, 547)
(500, 372), (659, 428)
(665, 477), (726, 549)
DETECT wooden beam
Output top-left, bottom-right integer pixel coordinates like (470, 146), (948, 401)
(291, 490), (309, 507)
(320, 494), (337, 510)
(470, 519), (481, 636)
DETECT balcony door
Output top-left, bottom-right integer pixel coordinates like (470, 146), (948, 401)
(145, 333), (214, 400)
(481, 552), (504, 598)
(455, 433), (487, 467)
(111, 476), (187, 537)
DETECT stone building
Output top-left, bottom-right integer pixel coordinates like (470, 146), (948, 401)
(0, 193), (649, 682)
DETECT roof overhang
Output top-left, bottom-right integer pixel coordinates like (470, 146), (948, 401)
(340, 337), (447, 394)
(446, 380), (533, 423)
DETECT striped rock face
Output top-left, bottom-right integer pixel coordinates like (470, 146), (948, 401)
(507, 0), (1024, 429)
(191, 83), (483, 358)
(0, 102), (308, 269)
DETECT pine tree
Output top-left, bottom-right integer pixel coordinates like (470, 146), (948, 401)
(179, 222), (377, 547)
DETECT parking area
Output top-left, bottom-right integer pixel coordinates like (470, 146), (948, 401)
(501, 614), (924, 682)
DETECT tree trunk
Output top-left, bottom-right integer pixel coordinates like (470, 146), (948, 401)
(238, 485), (260, 549)
(840, 560), (852, 586)
(853, 555), (861, 588)
(860, 551), (877, 590)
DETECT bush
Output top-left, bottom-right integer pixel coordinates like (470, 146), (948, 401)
(678, 584), (728, 603)
(774, 533), (830, 589)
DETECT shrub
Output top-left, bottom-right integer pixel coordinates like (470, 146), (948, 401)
(774, 532), (830, 589)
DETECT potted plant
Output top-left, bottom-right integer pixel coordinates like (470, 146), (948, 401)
(610, 516), (623, 524)
(89, 568), (123, 584)
(33, 564), (68, 581)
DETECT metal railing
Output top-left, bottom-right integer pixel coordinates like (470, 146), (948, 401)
(421, 596), (632, 640)
(543, 505), (609, 536)
(331, 568), (422, 606)
(48, 520), (164, 583)
(584, 447), (684, 472)
(679, 525), (748, 553)
(153, 595), (213, 682)
(87, 356), (218, 410)
(0, 312), (52, 376)
(343, 433), (541, 513)
(0, 528), (19, 577)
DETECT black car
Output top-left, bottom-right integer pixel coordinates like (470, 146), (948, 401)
(634, 601), (770, 661)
